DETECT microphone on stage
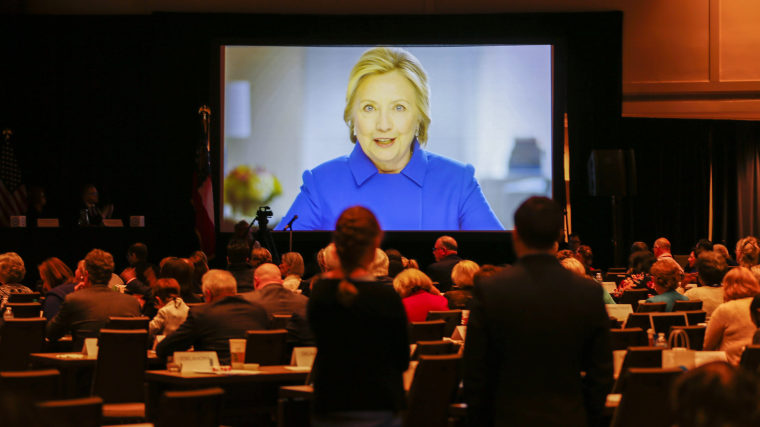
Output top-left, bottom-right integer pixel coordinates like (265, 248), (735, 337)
(284, 215), (298, 231)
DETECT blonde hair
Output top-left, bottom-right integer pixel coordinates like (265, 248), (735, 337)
(393, 268), (435, 298)
(451, 260), (480, 287)
(369, 248), (389, 277)
(722, 267), (760, 301)
(735, 236), (760, 268)
(281, 252), (305, 277)
(650, 259), (683, 291)
(561, 257), (587, 277)
(0, 252), (26, 284)
(201, 269), (237, 297)
(344, 47), (431, 145)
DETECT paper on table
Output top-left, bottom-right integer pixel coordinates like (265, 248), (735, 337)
(193, 369), (261, 375)
(602, 282), (617, 294)
(284, 366), (311, 372)
(606, 304), (633, 322)
(694, 351), (727, 367)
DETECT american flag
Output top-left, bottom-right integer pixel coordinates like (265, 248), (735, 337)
(0, 130), (27, 227)
(192, 107), (216, 258)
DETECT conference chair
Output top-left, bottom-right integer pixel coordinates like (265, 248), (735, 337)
(618, 289), (649, 312)
(683, 310), (707, 325)
(0, 318), (47, 370)
(271, 313), (293, 330)
(7, 292), (42, 303)
(36, 397), (103, 427)
(404, 354), (462, 427)
(673, 300), (703, 311)
(739, 345), (760, 374)
(636, 302), (667, 313)
(92, 329), (148, 423)
(408, 320), (446, 344)
(245, 329), (288, 365)
(610, 367), (683, 427)
(650, 312), (688, 335)
(613, 346), (664, 393)
(106, 316), (150, 330)
(426, 310), (463, 337)
(155, 387), (225, 427)
(412, 340), (461, 360)
(278, 385), (313, 427)
(5, 302), (42, 318)
(609, 328), (648, 351)
(668, 325), (706, 350)
(624, 313), (653, 331)
(0, 369), (61, 427)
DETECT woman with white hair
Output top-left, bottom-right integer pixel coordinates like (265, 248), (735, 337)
(0, 252), (33, 308)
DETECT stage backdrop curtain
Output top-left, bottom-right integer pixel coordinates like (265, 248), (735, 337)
(732, 123), (760, 238)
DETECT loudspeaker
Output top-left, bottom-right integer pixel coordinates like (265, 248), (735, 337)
(587, 149), (637, 197)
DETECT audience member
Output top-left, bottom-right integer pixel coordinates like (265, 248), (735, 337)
(188, 250), (209, 295)
(630, 241), (649, 254)
(735, 236), (760, 269)
(671, 361), (760, 427)
(575, 244), (598, 275)
(226, 239), (254, 293)
(369, 248), (390, 280)
(46, 249), (141, 349)
(653, 237), (684, 272)
(684, 251), (727, 318)
(561, 257), (615, 304)
(713, 243), (738, 266)
(385, 249), (405, 278)
(555, 249), (575, 261)
(244, 263), (314, 347)
(393, 268), (448, 322)
(38, 257), (76, 320)
(160, 257), (201, 303)
(704, 267), (760, 365)
(308, 206), (409, 426)
(250, 247), (273, 270)
(156, 269), (269, 364)
(445, 260), (479, 310)
(233, 219), (254, 248)
(0, 252), (33, 308)
(148, 278), (189, 338)
(426, 235), (462, 292)
(280, 252), (305, 293)
(567, 232), (582, 252)
(614, 251), (657, 298)
(751, 294), (760, 344)
(464, 196), (612, 426)
(645, 259), (689, 311)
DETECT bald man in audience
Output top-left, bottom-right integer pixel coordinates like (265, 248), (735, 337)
(244, 263), (314, 347)
(654, 237), (684, 272)
(156, 269), (269, 364)
(426, 235), (462, 292)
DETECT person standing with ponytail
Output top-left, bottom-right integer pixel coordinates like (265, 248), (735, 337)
(308, 206), (410, 427)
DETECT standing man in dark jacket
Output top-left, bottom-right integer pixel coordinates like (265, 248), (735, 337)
(464, 197), (613, 427)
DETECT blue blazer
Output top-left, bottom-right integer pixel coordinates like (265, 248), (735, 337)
(276, 141), (504, 231)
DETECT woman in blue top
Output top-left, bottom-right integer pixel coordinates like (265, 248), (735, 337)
(277, 47), (503, 231)
(645, 259), (689, 311)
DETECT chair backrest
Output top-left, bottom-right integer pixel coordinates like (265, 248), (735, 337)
(636, 302), (667, 313)
(683, 310), (707, 326)
(610, 328), (648, 351)
(610, 367), (683, 427)
(106, 316), (149, 330)
(618, 289), (650, 312)
(155, 387), (224, 427)
(408, 320), (446, 343)
(5, 302), (42, 318)
(0, 318), (47, 370)
(271, 313), (293, 330)
(36, 397), (103, 427)
(614, 347), (664, 392)
(0, 369), (61, 426)
(245, 329), (288, 365)
(624, 313), (653, 331)
(404, 354), (462, 427)
(426, 310), (463, 337)
(413, 340), (460, 359)
(91, 329), (147, 403)
(650, 312), (688, 335)
(7, 292), (42, 303)
(669, 325), (706, 350)
(672, 299), (703, 311)
(740, 344), (760, 374)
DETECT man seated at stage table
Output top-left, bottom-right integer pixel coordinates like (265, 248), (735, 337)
(47, 249), (141, 350)
(156, 269), (269, 365)
(243, 263), (314, 347)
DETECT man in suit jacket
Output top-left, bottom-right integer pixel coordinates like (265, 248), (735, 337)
(156, 269), (268, 364)
(47, 249), (142, 350)
(425, 235), (462, 292)
(243, 263), (314, 347)
(464, 197), (613, 427)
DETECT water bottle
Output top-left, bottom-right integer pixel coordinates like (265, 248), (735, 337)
(655, 332), (667, 348)
(595, 272), (603, 283)
(3, 306), (13, 321)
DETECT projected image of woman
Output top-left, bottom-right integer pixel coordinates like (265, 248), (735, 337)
(276, 47), (503, 231)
